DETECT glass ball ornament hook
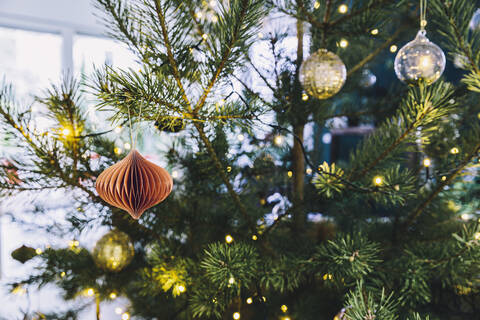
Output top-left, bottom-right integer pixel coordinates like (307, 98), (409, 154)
(299, 49), (347, 99)
(394, 30), (445, 85)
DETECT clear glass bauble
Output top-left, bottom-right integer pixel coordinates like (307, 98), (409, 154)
(469, 9), (480, 31)
(299, 49), (346, 99)
(359, 69), (377, 88)
(93, 229), (134, 272)
(394, 30), (445, 85)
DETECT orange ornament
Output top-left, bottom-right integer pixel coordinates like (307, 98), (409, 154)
(96, 150), (173, 219)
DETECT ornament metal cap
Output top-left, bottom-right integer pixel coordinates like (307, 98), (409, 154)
(96, 149), (173, 219)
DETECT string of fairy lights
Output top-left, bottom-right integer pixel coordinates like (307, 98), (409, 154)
(8, 1), (480, 319)
(16, 102), (469, 320)
(11, 241), (133, 320)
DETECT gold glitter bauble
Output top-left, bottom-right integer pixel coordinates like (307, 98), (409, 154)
(394, 30), (445, 85)
(299, 49), (347, 99)
(93, 229), (134, 272)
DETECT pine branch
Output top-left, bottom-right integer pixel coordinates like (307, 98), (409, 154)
(449, 12), (480, 75)
(186, 6), (215, 55)
(153, 0), (193, 111)
(347, 27), (403, 77)
(329, 0), (396, 28)
(95, 0), (146, 59)
(402, 142), (480, 231)
(193, 122), (256, 232)
(350, 82), (457, 180)
(254, 116), (398, 196)
(194, 0), (253, 113)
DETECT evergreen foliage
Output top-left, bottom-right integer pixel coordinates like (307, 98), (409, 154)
(1, 0), (480, 319)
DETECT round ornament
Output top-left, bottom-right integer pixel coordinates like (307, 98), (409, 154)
(359, 69), (377, 88)
(469, 9), (480, 31)
(299, 49), (347, 99)
(394, 30), (445, 85)
(96, 149), (173, 219)
(154, 118), (185, 133)
(93, 229), (134, 272)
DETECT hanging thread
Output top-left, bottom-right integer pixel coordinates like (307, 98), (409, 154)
(420, 0), (427, 30)
(134, 101), (144, 150)
(127, 104), (134, 149)
(126, 101), (144, 150)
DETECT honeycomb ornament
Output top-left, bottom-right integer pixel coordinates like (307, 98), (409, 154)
(96, 150), (173, 219)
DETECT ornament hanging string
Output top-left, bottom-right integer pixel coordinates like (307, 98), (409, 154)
(127, 104), (134, 148)
(420, 0), (427, 30)
(134, 101), (144, 149)
(126, 101), (144, 150)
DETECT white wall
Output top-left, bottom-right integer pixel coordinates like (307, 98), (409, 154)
(0, 0), (103, 35)
(0, 0), (104, 73)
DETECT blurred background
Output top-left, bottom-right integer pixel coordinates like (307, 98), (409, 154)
(0, 0), (137, 318)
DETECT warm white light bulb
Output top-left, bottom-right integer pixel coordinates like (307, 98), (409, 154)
(423, 158), (431, 167)
(450, 147), (459, 154)
(339, 39), (349, 48)
(274, 135), (284, 146)
(177, 284), (186, 293)
(373, 176), (383, 186)
(338, 4), (348, 13)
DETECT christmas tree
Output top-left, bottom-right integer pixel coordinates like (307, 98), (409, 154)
(2, 0), (480, 319)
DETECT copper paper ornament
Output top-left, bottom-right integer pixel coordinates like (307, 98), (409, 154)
(96, 150), (173, 219)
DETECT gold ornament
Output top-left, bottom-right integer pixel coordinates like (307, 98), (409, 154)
(394, 30), (445, 85)
(93, 229), (134, 272)
(299, 49), (346, 99)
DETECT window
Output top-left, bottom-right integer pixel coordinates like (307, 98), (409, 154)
(0, 27), (62, 97)
(73, 34), (138, 76)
